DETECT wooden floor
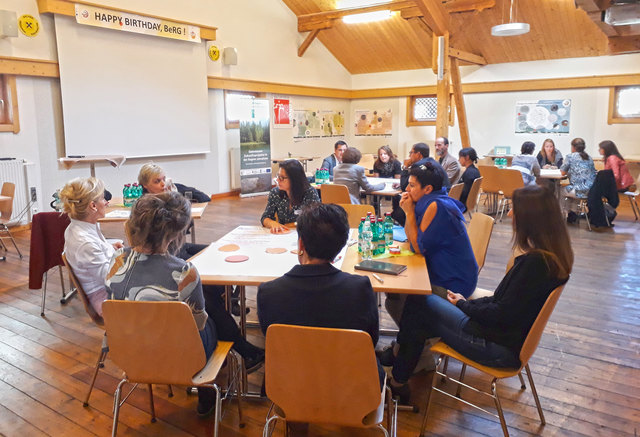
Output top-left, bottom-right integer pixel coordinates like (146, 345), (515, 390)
(0, 195), (638, 437)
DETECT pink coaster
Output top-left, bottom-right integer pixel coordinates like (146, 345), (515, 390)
(225, 255), (249, 263)
(266, 247), (287, 254)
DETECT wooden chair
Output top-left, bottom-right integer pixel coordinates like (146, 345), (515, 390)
(336, 203), (375, 227)
(477, 166), (501, 214)
(0, 182), (22, 258)
(321, 183), (351, 204)
(467, 213), (494, 273)
(102, 300), (243, 437)
(448, 183), (464, 201)
(360, 153), (376, 175)
(61, 253), (114, 407)
(263, 324), (397, 437)
(421, 284), (566, 437)
(496, 169), (524, 221)
(621, 173), (640, 221)
(465, 176), (483, 219)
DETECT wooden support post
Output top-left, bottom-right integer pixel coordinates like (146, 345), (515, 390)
(435, 33), (450, 138)
(298, 29), (320, 57)
(450, 57), (470, 148)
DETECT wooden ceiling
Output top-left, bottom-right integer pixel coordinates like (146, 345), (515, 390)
(280, 0), (639, 74)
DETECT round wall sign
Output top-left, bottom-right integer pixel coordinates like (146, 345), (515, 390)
(18, 14), (40, 37)
(208, 45), (220, 61)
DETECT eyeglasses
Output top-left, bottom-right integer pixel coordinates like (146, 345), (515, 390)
(277, 175), (289, 182)
(409, 150), (417, 154)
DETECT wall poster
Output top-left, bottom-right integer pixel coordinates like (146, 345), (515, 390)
(292, 109), (345, 139)
(515, 99), (571, 134)
(240, 99), (272, 197)
(354, 109), (392, 136)
(273, 97), (291, 128)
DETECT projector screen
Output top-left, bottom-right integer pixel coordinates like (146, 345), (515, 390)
(55, 15), (210, 158)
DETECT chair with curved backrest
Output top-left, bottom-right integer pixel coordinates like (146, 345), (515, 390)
(621, 172), (640, 221)
(28, 212), (76, 316)
(496, 169), (525, 221)
(465, 176), (483, 219)
(477, 166), (501, 214)
(336, 203), (376, 227)
(321, 183), (351, 204)
(102, 300), (243, 437)
(420, 284), (566, 437)
(263, 324), (396, 437)
(0, 182), (22, 258)
(448, 183), (464, 201)
(61, 253), (110, 407)
(360, 153), (376, 175)
(466, 213), (495, 274)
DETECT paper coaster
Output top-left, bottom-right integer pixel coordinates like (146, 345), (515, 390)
(225, 255), (249, 263)
(266, 247), (287, 254)
(218, 244), (240, 252)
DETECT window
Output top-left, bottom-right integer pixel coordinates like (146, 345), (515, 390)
(224, 90), (265, 129)
(0, 75), (20, 133)
(406, 94), (455, 127)
(608, 86), (640, 124)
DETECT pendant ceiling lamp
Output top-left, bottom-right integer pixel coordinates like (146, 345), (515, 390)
(491, 0), (529, 36)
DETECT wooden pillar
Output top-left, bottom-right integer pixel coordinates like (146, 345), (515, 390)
(435, 33), (450, 139)
(450, 57), (470, 148)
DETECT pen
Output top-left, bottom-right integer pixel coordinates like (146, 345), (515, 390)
(372, 273), (384, 284)
(333, 255), (342, 263)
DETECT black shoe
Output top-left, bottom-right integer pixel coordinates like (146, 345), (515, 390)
(376, 342), (396, 367)
(389, 382), (411, 405)
(244, 350), (265, 374)
(197, 388), (216, 418)
(231, 299), (250, 316)
(567, 211), (578, 224)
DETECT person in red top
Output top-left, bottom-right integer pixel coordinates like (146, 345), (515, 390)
(599, 140), (635, 192)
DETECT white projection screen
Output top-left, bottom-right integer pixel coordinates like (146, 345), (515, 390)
(55, 15), (210, 158)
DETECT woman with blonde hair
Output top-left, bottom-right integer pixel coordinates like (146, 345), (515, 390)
(536, 138), (563, 169)
(60, 177), (123, 315)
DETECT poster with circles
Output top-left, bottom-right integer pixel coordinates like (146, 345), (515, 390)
(515, 99), (571, 134)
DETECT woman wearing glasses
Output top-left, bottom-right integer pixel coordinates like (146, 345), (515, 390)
(261, 159), (320, 233)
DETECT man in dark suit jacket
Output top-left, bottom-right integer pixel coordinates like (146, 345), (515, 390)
(321, 140), (348, 178)
(257, 203), (383, 387)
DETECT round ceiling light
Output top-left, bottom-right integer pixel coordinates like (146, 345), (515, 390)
(491, 22), (530, 36)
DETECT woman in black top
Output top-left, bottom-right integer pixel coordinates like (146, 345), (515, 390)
(384, 185), (573, 401)
(373, 145), (402, 178)
(261, 159), (320, 233)
(457, 147), (481, 209)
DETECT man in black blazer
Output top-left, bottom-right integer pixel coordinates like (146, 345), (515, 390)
(257, 203), (383, 387)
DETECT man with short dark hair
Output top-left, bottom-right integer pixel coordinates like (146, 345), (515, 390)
(391, 142), (449, 225)
(435, 137), (461, 184)
(321, 140), (348, 178)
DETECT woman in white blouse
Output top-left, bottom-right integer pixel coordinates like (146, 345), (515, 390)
(61, 177), (123, 315)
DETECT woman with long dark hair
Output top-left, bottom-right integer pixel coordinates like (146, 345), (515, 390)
(599, 140), (635, 192)
(384, 185), (573, 402)
(373, 145), (402, 179)
(261, 159), (320, 233)
(560, 138), (596, 198)
(457, 147), (480, 208)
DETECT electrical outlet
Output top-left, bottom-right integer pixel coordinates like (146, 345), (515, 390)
(30, 187), (37, 202)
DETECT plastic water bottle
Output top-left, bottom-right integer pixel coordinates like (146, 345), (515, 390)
(358, 217), (365, 254)
(123, 184), (132, 207)
(370, 218), (380, 256)
(322, 168), (329, 184)
(384, 212), (394, 247)
(377, 218), (387, 254)
(362, 219), (373, 260)
(315, 168), (321, 184)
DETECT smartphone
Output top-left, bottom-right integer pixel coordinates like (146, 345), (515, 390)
(354, 260), (407, 275)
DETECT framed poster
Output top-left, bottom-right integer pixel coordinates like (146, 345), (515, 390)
(516, 99), (571, 134)
(354, 109), (392, 136)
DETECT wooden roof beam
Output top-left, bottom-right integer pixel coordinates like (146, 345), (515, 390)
(298, 0), (414, 32)
(449, 47), (486, 65)
(608, 35), (640, 54)
(298, 29), (320, 57)
(401, 0), (494, 19)
(414, 0), (450, 35)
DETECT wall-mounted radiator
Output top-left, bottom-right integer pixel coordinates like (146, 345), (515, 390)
(0, 159), (31, 225)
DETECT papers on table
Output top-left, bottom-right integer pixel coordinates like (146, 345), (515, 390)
(191, 226), (347, 279)
(539, 169), (563, 178)
(191, 207), (205, 214)
(105, 210), (130, 218)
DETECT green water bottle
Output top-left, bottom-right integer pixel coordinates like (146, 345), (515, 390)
(384, 212), (394, 247)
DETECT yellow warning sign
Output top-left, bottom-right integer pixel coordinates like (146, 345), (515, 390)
(18, 14), (40, 37)
(208, 45), (220, 61)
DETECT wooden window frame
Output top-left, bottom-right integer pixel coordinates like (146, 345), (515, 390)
(224, 90), (265, 129)
(608, 86), (640, 124)
(406, 94), (455, 127)
(0, 75), (20, 133)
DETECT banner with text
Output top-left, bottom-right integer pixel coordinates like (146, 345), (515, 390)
(75, 4), (201, 43)
(240, 99), (272, 197)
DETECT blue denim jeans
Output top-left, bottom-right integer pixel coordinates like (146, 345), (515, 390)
(392, 294), (520, 383)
